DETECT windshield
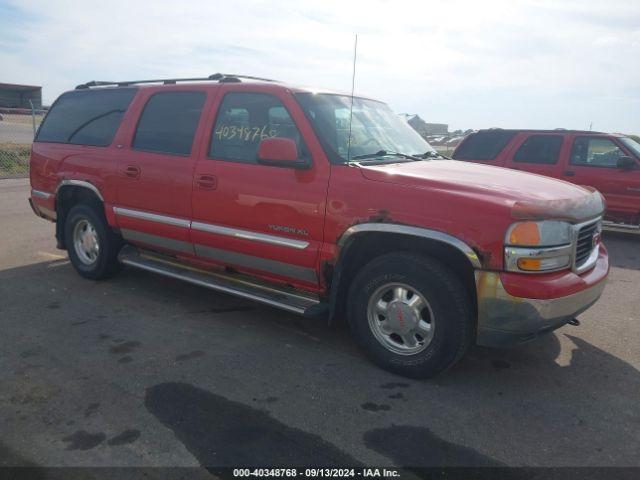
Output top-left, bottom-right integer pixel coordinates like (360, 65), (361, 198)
(295, 93), (435, 163)
(620, 137), (640, 158)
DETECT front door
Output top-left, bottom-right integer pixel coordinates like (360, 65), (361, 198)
(191, 87), (330, 290)
(113, 89), (208, 255)
(565, 136), (640, 222)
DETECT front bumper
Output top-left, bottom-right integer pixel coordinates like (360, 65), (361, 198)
(476, 248), (608, 347)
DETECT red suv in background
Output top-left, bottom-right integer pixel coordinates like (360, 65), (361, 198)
(452, 130), (640, 229)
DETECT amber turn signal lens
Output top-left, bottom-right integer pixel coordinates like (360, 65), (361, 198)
(509, 222), (541, 246)
(517, 258), (542, 271)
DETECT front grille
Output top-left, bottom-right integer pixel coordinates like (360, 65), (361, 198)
(575, 222), (598, 268)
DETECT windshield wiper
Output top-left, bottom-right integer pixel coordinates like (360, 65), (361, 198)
(419, 151), (449, 160)
(351, 150), (423, 161)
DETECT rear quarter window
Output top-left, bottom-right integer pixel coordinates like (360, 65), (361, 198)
(36, 88), (137, 146)
(453, 131), (516, 160)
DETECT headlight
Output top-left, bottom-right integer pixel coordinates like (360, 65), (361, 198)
(505, 221), (573, 273)
(506, 220), (572, 247)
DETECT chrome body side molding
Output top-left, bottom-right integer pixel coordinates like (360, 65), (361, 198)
(338, 223), (482, 269)
(113, 207), (191, 228)
(31, 189), (53, 199)
(56, 180), (104, 201)
(191, 221), (309, 249)
(112, 206), (309, 249)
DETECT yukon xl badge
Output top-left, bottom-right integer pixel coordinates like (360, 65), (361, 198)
(268, 224), (309, 237)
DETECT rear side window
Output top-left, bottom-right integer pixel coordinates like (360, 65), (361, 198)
(133, 91), (206, 156)
(513, 135), (563, 164)
(571, 137), (624, 168)
(452, 131), (516, 160)
(210, 93), (306, 164)
(36, 89), (136, 146)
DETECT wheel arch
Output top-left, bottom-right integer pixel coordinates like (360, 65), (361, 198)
(327, 224), (481, 324)
(55, 181), (105, 250)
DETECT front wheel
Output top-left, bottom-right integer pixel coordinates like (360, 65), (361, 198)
(347, 252), (473, 378)
(65, 203), (122, 280)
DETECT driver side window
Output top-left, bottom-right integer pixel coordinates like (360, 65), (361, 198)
(571, 137), (623, 168)
(209, 93), (306, 164)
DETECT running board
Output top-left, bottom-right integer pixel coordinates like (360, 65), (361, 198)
(603, 221), (640, 235)
(118, 245), (322, 316)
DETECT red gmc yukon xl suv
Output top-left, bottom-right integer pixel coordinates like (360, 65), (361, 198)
(452, 129), (640, 230)
(29, 74), (609, 378)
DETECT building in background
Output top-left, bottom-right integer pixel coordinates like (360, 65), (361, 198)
(0, 83), (43, 109)
(399, 114), (448, 137)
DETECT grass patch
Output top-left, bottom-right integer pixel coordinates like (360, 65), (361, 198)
(0, 142), (31, 177)
(0, 114), (43, 126)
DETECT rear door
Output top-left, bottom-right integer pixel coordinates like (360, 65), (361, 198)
(112, 88), (208, 255)
(564, 135), (640, 221)
(504, 133), (567, 178)
(190, 86), (330, 290)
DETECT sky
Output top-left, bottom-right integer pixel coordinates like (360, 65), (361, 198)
(1, 0), (638, 133)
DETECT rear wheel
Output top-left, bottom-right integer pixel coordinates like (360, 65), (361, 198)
(65, 203), (122, 280)
(347, 252), (473, 378)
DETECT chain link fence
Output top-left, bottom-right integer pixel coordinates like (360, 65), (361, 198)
(0, 107), (46, 179)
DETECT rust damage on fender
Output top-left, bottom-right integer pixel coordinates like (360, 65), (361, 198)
(473, 249), (493, 268)
(367, 209), (392, 223)
(321, 260), (334, 286)
(336, 210), (398, 244)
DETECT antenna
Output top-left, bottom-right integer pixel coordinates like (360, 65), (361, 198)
(347, 34), (358, 161)
(588, 121), (593, 131)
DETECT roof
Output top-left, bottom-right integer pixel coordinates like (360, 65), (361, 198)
(0, 82), (42, 91)
(474, 128), (607, 135)
(69, 73), (380, 102)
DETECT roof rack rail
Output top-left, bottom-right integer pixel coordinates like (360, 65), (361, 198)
(75, 73), (279, 90)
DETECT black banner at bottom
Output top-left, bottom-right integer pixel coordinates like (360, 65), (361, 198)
(1, 467), (638, 480)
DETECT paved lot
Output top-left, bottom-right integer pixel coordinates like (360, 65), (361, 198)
(1, 178), (639, 469)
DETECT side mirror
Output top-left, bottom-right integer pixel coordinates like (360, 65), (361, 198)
(257, 137), (309, 169)
(617, 155), (637, 170)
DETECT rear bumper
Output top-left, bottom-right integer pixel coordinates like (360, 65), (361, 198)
(476, 248), (608, 347)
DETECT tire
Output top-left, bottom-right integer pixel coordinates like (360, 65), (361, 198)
(347, 252), (473, 378)
(64, 203), (122, 280)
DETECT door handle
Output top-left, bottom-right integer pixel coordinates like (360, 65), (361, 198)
(196, 174), (217, 190)
(563, 170), (575, 177)
(124, 165), (141, 178)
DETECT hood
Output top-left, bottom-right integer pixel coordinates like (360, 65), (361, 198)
(358, 160), (604, 222)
